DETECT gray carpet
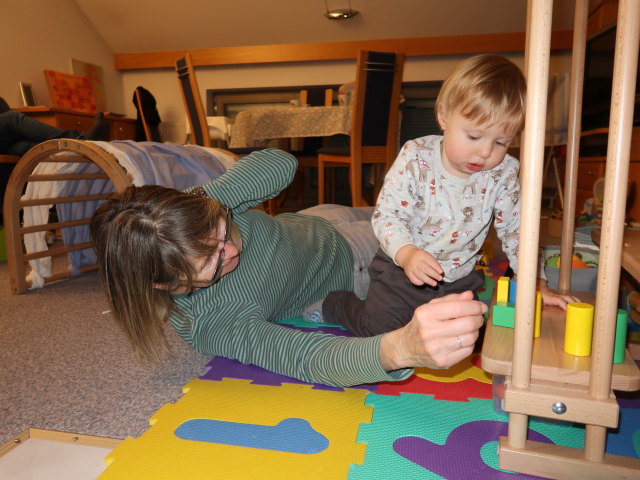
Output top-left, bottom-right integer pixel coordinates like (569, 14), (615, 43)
(0, 261), (211, 445)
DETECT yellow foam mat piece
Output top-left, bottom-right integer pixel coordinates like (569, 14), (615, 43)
(414, 354), (492, 384)
(99, 378), (371, 479)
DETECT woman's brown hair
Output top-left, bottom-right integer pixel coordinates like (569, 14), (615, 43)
(89, 185), (238, 365)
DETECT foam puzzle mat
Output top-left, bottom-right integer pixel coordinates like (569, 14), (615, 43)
(100, 378), (371, 479)
(99, 326), (640, 479)
(99, 266), (640, 478)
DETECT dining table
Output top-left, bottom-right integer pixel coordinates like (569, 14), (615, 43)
(228, 105), (351, 149)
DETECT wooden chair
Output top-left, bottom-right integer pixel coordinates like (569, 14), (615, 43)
(294, 87), (334, 156)
(175, 54), (214, 148)
(299, 88), (333, 108)
(317, 50), (405, 207)
(175, 54), (262, 156)
(175, 54), (276, 210)
(133, 87), (162, 142)
(1, 95), (21, 222)
(274, 88), (334, 209)
(185, 115), (231, 148)
(1, 155), (20, 225)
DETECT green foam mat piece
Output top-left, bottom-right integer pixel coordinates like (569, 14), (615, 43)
(349, 393), (584, 479)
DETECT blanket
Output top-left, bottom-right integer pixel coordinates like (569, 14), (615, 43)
(22, 141), (235, 288)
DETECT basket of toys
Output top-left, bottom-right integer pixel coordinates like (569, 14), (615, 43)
(543, 246), (599, 293)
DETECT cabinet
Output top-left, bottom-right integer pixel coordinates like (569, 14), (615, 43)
(569, 126), (640, 221)
(586, 0), (619, 37)
(110, 118), (136, 140)
(16, 107), (136, 141)
(573, 0), (640, 221)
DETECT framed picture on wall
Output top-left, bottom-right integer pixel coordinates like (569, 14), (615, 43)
(19, 82), (38, 107)
(43, 70), (97, 113)
(70, 58), (107, 112)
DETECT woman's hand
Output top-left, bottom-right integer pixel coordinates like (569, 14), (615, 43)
(378, 291), (487, 371)
(395, 245), (444, 287)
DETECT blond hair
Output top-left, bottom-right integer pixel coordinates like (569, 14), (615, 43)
(89, 185), (240, 365)
(436, 54), (526, 136)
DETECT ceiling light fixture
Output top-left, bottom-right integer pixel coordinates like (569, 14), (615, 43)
(324, 0), (360, 20)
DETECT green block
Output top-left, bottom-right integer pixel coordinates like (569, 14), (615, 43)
(492, 302), (515, 328)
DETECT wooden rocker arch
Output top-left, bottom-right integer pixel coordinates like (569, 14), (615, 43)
(3, 139), (132, 294)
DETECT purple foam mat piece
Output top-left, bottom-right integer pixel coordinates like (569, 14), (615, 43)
(393, 420), (552, 479)
(616, 361), (640, 409)
(201, 356), (377, 392)
(278, 324), (353, 336)
(201, 321), (377, 391)
(616, 389), (640, 409)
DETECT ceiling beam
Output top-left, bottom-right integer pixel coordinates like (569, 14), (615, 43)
(114, 31), (573, 70)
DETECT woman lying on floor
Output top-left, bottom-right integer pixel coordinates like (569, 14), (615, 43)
(89, 149), (486, 387)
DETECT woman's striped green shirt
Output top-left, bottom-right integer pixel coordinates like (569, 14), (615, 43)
(171, 149), (411, 387)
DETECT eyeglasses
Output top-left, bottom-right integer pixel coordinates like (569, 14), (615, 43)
(190, 204), (231, 289)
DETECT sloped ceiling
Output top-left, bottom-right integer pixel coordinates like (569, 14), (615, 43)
(73, 0), (575, 53)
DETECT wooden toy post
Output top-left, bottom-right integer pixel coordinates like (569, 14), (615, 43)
(481, 0), (640, 478)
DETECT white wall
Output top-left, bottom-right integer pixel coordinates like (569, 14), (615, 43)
(0, 0), (124, 113)
(75, 0), (575, 52)
(120, 53), (572, 124)
(78, 0), (575, 123)
(0, 0), (574, 126)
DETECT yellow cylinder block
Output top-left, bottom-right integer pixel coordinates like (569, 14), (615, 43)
(564, 302), (594, 356)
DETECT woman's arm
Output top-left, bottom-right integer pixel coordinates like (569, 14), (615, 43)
(200, 148), (298, 213)
(191, 292), (486, 387)
(192, 303), (410, 387)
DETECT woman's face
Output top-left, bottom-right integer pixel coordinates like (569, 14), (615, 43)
(195, 229), (240, 282)
(157, 215), (240, 294)
(190, 214), (240, 286)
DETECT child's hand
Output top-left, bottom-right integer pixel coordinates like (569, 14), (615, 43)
(537, 278), (581, 310)
(396, 245), (444, 286)
(541, 291), (581, 310)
